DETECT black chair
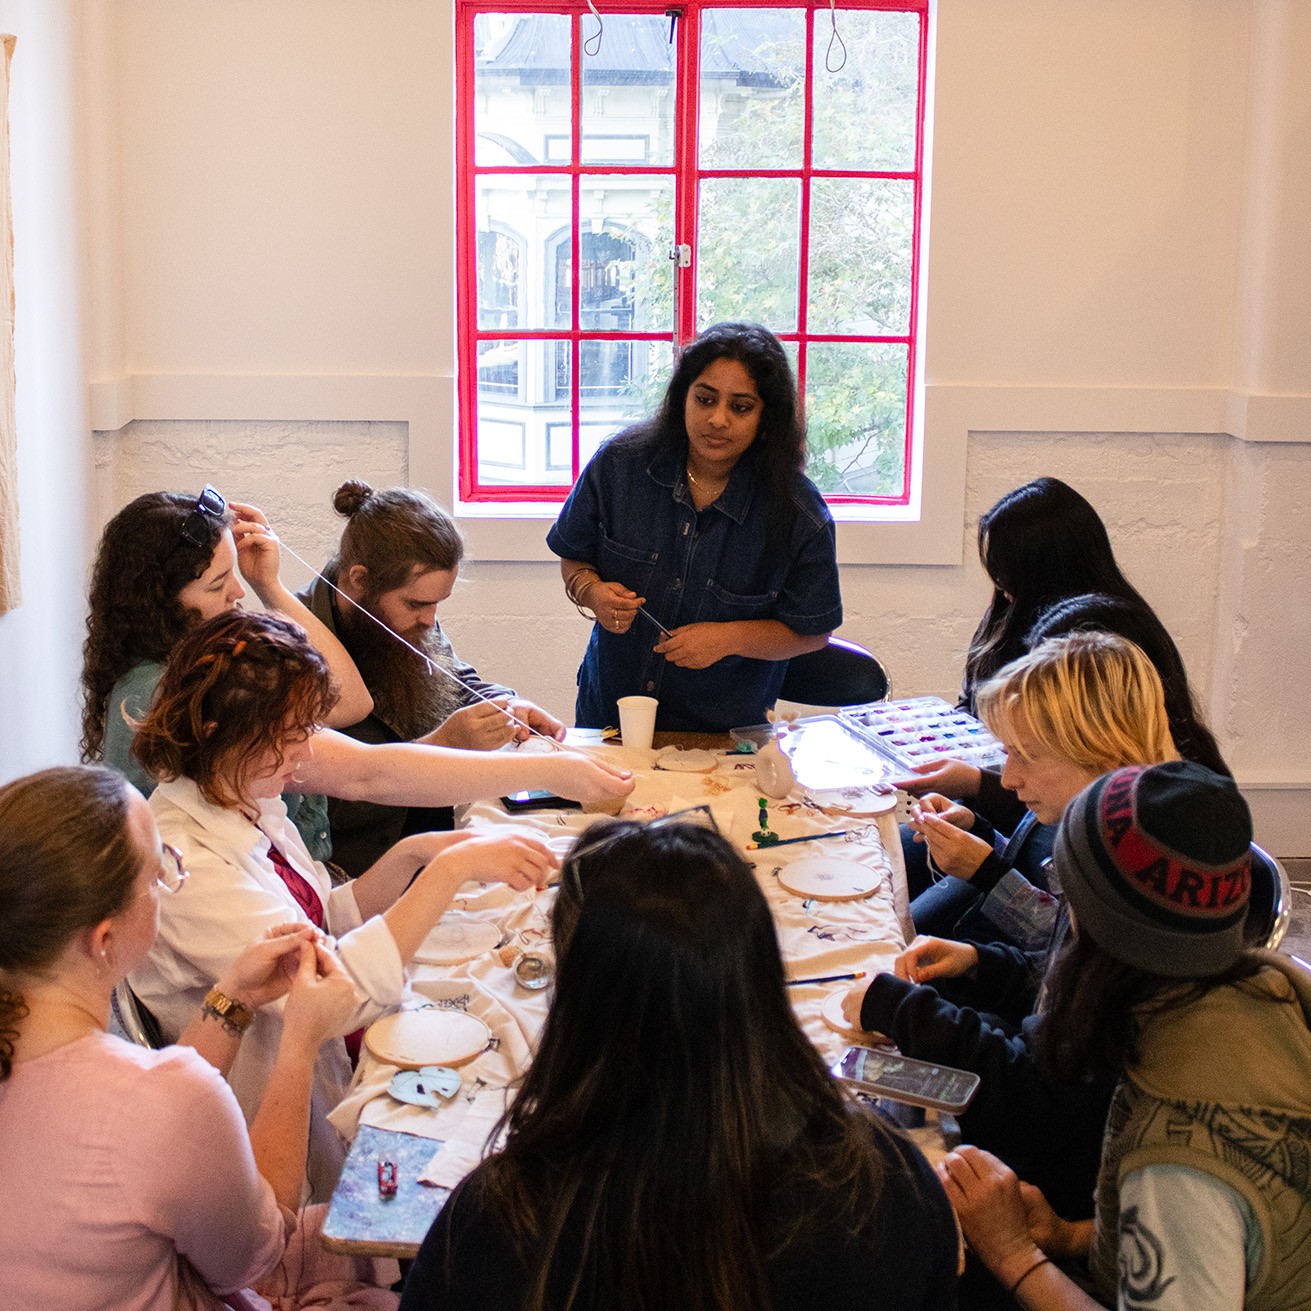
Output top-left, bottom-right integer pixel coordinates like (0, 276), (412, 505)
(1244, 843), (1292, 950)
(777, 637), (890, 708)
(111, 980), (166, 1049)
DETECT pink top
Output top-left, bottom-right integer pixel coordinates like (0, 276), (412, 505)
(0, 1031), (287, 1311)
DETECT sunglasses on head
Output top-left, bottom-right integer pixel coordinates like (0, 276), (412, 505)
(164, 485), (227, 560)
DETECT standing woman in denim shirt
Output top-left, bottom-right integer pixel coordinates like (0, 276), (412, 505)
(548, 322), (842, 732)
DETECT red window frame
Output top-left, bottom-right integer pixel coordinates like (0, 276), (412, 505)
(456, 0), (929, 505)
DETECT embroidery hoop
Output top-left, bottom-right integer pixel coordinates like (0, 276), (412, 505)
(412, 920), (502, 967)
(365, 1010), (491, 1070)
(778, 857), (882, 902)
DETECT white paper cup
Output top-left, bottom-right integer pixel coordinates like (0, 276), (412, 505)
(617, 695), (659, 751)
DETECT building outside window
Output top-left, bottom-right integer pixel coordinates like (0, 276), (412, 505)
(456, 1), (928, 507)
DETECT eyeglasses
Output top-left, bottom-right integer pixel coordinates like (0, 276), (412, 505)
(157, 844), (189, 894)
(165, 485), (227, 560)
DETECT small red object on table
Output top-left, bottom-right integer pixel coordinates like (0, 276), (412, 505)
(377, 1160), (398, 1198)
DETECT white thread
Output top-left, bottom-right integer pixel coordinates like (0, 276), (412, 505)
(276, 540), (561, 751)
(583, 0), (603, 56)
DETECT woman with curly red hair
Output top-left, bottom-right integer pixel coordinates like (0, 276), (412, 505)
(129, 609), (559, 1198)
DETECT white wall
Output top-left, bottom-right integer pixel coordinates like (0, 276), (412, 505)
(0, 0), (93, 781)
(77, 0), (1311, 850)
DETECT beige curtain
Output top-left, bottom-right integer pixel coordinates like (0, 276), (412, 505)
(0, 35), (18, 614)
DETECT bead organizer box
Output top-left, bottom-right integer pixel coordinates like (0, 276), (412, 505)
(839, 697), (1007, 771)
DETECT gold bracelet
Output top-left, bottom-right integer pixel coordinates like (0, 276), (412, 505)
(565, 569), (603, 619)
(564, 567), (600, 606)
(202, 987), (255, 1037)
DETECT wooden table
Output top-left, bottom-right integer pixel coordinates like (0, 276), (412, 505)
(323, 729), (909, 1257)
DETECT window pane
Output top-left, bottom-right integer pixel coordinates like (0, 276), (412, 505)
(478, 338), (574, 487)
(477, 339), (523, 396)
(699, 8), (804, 170)
(807, 179), (913, 334)
(811, 8), (919, 171)
(697, 177), (799, 332)
(474, 13), (569, 166)
(579, 341), (674, 466)
(805, 342), (908, 497)
(550, 338), (673, 409)
(476, 230), (522, 331)
(581, 15), (675, 166)
(475, 412), (530, 483)
(478, 177), (569, 330)
(580, 181), (674, 333)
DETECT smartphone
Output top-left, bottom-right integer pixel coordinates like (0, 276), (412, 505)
(831, 1045), (980, 1113)
(501, 789), (581, 813)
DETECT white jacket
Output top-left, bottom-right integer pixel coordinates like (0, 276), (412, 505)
(131, 777), (405, 1199)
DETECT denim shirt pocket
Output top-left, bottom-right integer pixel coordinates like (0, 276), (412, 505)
(598, 525), (659, 597)
(698, 577), (779, 623)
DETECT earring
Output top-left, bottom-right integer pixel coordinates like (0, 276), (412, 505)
(97, 944), (112, 976)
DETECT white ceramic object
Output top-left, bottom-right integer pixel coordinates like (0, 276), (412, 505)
(754, 735), (796, 799)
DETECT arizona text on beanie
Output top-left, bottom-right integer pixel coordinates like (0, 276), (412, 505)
(1055, 761), (1252, 977)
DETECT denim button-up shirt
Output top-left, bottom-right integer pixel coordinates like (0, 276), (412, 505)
(547, 437), (842, 732)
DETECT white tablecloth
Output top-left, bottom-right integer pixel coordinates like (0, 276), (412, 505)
(327, 739), (911, 1185)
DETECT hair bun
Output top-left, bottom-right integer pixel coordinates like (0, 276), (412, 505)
(333, 480), (375, 517)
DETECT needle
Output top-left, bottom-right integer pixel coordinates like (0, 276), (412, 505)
(636, 605), (674, 640)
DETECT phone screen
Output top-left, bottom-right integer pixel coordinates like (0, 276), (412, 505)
(501, 789), (581, 812)
(832, 1046), (980, 1112)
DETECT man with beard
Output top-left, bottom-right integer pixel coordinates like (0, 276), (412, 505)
(300, 480), (565, 877)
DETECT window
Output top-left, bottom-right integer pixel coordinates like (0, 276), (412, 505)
(456, 1), (928, 506)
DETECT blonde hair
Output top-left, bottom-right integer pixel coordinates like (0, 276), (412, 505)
(975, 632), (1178, 773)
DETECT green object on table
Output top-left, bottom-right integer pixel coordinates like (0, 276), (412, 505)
(753, 798), (779, 845)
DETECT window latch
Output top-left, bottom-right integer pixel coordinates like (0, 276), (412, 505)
(669, 243), (691, 268)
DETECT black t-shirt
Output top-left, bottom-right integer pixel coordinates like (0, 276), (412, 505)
(398, 1118), (959, 1311)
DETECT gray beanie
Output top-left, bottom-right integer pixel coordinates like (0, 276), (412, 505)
(1055, 761), (1252, 978)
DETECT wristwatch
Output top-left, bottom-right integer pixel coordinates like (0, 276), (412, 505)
(202, 987), (255, 1035)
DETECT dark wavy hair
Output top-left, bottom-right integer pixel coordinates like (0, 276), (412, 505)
(1028, 592), (1230, 777)
(327, 479), (464, 595)
(81, 492), (231, 762)
(613, 322), (806, 529)
(961, 478), (1150, 710)
(1034, 929), (1268, 1085)
(471, 820), (898, 1311)
(132, 611), (336, 811)
(0, 766), (140, 1080)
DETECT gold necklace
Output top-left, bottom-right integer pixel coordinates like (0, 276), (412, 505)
(686, 465), (727, 493)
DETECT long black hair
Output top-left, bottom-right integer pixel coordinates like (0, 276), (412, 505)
(614, 322), (806, 524)
(1028, 592), (1230, 777)
(962, 478), (1150, 709)
(472, 820), (894, 1311)
(81, 492), (230, 761)
(1035, 929), (1268, 1086)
